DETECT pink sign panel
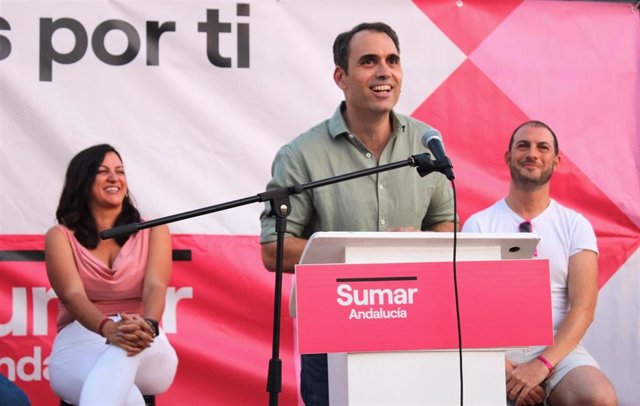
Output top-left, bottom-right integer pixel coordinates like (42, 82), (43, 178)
(295, 260), (552, 354)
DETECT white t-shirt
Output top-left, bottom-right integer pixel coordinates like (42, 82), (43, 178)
(462, 199), (598, 332)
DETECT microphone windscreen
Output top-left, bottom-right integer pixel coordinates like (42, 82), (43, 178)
(421, 128), (443, 150)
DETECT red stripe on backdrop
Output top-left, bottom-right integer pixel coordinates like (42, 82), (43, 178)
(0, 234), (298, 406)
(169, 234), (297, 405)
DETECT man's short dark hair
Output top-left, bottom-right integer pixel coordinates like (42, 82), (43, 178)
(509, 120), (559, 155)
(332, 22), (400, 73)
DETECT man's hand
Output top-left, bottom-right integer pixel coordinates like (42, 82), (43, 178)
(506, 359), (549, 405)
(386, 226), (418, 232)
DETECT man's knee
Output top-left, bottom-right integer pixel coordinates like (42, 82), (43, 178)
(548, 366), (616, 406)
(578, 380), (617, 406)
(552, 389), (616, 406)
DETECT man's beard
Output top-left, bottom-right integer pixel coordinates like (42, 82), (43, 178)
(509, 160), (554, 188)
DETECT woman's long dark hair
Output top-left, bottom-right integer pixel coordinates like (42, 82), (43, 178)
(55, 144), (141, 248)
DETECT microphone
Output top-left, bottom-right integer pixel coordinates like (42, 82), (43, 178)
(421, 128), (455, 181)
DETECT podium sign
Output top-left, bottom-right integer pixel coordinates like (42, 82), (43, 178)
(294, 232), (550, 405)
(296, 260), (552, 354)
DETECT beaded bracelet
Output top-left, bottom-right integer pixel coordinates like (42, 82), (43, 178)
(97, 317), (111, 337)
(144, 318), (159, 338)
(536, 355), (554, 373)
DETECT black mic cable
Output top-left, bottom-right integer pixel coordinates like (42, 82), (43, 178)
(450, 180), (463, 406)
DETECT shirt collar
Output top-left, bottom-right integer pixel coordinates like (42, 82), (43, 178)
(328, 101), (406, 139)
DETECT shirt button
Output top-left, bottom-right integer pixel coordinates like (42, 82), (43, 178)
(379, 184), (384, 190)
(348, 134), (354, 139)
(365, 152), (372, 158)
(380, 219), (386, 225)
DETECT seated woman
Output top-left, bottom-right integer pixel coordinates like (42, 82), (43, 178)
(45, 144), (178, 406)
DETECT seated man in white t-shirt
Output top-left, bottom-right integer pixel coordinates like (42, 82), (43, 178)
(462, 121), (616, 406)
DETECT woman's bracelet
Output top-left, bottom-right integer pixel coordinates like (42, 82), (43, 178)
(536, 355), (554, 373)
(144, 318), (159, 338)
(97, 317), (111, 337)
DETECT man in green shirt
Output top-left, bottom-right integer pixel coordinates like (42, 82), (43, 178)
(260, 22), (456, 406)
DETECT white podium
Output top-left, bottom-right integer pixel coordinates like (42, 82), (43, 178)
(294, 232), (552, 406)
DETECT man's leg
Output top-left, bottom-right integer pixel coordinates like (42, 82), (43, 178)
(547, 365), (616, 406)
(300, 353), (329, 406)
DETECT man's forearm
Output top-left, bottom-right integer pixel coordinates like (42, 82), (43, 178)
(261, 237), (309, 273)
(540, 305), (594, 365)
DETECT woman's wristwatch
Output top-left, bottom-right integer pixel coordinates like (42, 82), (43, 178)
(143, 318), (159, 338)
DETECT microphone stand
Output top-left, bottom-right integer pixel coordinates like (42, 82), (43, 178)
(100, 153), (452, 406)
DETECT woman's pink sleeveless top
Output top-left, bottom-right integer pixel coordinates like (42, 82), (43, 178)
(55, 225), (150, 331)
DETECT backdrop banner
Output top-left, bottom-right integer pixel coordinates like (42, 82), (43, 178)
(1, 1), (638, 405)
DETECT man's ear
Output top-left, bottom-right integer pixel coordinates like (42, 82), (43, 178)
(334, 66), (346, 89)
(553, 153), (562, 170)
(504, 150), (511, 166)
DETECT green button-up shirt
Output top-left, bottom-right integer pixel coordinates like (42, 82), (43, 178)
(260, 102), (455, 243)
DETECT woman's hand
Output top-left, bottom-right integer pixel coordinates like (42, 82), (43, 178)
(103, 313), (155, 356)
